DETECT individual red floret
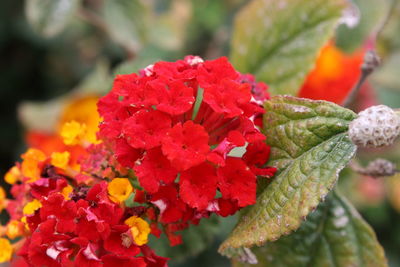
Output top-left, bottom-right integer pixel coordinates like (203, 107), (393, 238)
(217, 157), (257, 207)
(123, 110), (171, 150)
(40, 193), (77, 234)
(216, 198), (239, 217)
(161, 121), (210, 171)
(197, 57), (238, 87)
(114, 73), (159, 108)
(203, 79), (251, 118)
(150, 186), (188, 223)
(152, 60), (197, 80)
(243, 141), (277, 177)
(155, 80), (195, 115)
(114, 138), (142, 168)
(134, 147), (178, 193)
(179, 163), (218, 210)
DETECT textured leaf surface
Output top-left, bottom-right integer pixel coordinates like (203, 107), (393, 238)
(25, 0), (79, 37)
(233, 191), (387, 267)
(230, 0), (346, 95)
(219, 96), (357, 252)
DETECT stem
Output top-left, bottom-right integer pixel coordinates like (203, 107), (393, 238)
(342, 0), (397, 107)
(342, 50), (380, 108)
(350, 158), (398, 178)
(374, 0), (397, 42)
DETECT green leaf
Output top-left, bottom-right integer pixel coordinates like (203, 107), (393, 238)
(232, 190), (388, 267)
(102, 0), (149, 52)
(230, 0), (346, 95)
(25, 0), (79, 37)
(219, 96), (357, 252)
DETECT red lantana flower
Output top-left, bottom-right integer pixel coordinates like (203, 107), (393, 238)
(18, 182), (166, 267)
(98, 56), (276, 245)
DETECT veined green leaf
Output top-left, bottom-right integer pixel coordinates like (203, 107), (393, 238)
(232, 191), (387, 267)
(219, 96), (357, 252)
(25, 0), (79, 37)
(230, 0), (346, 95)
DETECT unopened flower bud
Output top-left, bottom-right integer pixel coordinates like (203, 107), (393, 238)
(349, 105), (400, 148)
(359, 158), (397, 178)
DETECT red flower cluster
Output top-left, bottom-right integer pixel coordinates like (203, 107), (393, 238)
(18, 182), (167, 267)
(1, 147), (167, 266)
(98, 56), (276, 244)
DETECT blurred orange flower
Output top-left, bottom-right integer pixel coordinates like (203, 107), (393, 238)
(24, 95), (100, 174)
(298, 41), (365, 104)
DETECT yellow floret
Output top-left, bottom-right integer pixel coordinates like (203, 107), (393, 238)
(23, 199), (42, 216)
(124, 216), (151, 246)
(51, 151), (70, 169)
(60, 120), (87, 145)
(0, 238), (12, 263)
(21, 148), (46, 183)
(5, 166), (21, 184)
(0, 187), (6, 212)
(6, 220), (24, 240)
(61, 185), (73, 200)
(107, 178), (133, 204)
